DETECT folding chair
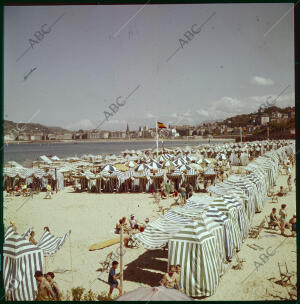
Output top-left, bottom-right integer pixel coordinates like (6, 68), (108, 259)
(278, 262), (295, 286)
(249, 218), (266, 239)
(99, 252), (113, 272)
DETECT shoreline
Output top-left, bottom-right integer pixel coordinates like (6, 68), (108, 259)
(5, 138), (236, 144)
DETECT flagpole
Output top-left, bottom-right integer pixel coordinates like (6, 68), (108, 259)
(156, 121), (158, 159)
(240, 127), (242, 143)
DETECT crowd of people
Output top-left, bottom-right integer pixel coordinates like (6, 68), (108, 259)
(153, 180), (194, 204)
(268, 204), (296, 237)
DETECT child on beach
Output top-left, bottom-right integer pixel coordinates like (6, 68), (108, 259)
(34, 271), (55, 301)
(160, 265), (181, 291)
(289, 215), (296, 237)
(175, 265), (182, 290)
(46, 272), (61, 301)
(45, 184), (52, 199)
(108, 261), (122, 298)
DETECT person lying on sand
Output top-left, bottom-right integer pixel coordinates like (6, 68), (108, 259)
(29, 231), (38, 245)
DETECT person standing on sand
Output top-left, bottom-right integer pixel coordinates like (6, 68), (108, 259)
(165, 180), (170, 197)
(287, 175), (292, 192)
(108, 261), (122, 298)
(179, 185), (187, 204)
(279, 204), (287, 236)
(34, 271), (55, 301)
(170, 181), (175, 195)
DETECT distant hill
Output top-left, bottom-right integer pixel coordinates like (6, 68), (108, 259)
(221, 106), (294, 128)
(4, 120), (71, 135)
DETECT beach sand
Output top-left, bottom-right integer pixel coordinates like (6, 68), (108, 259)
(3, 167), (296, 300)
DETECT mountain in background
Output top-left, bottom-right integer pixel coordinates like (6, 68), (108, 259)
(4, 120), (71, 135)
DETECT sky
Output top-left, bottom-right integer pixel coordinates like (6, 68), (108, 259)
(4, 4), (295, 131)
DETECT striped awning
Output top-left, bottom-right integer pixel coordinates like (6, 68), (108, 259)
(37, 230), (70, 256)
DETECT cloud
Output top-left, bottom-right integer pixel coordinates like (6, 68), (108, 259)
(147, 113), (155, 119)
(107, 119), (127, 124)
(67, 119), (93, 130)
(196, 109), (209, 117)
(251, 76), (274, 86)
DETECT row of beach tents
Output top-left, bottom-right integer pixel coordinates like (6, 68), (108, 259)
(132, 142), (295, 297)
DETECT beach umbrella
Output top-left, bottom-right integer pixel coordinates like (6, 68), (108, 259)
(174, 158), (185, 166)
(179, 164), (191, 171)
(203, 167), (216, 176)
(149, 161), (162, 170)
(6, 161), (23, 168)
(134, 164), (150, 172)
(101, 164), (117, 172)
(126, 160), (136, 168)
(189, 163), (203, 171)
(116, 286), (193, 301)
(163, 160), (175, 168)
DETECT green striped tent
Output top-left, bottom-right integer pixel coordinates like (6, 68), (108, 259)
(168, 221), (220, 297)
(172, 207), (227, 275)
(210, 197), (243, 251)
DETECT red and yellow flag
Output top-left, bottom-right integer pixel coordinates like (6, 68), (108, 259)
(157, 122), (167, 129)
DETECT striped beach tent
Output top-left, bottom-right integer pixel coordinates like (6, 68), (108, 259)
(223, 194), (249, 241)
(204, 207), (234, 260)
(210, 197), (243, 251)
(168, 221), (220, 297)
(37, 230), (70, 256)
(170, 207), (227, 275)
(3, 232), (44, 301)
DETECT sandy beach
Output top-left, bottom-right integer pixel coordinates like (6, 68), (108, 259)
(3, 165), (296, 300)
